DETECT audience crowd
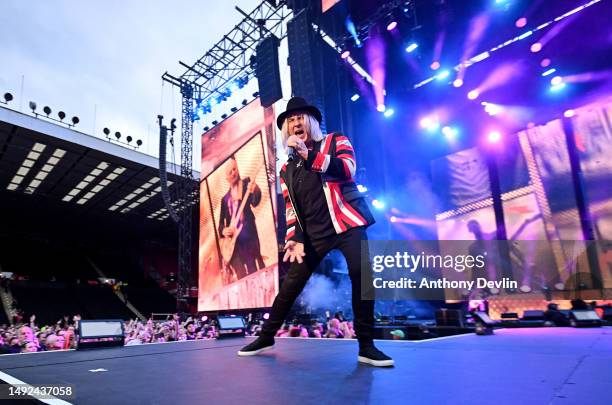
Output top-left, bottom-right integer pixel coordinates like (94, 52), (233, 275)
(0, 311), (358, 353)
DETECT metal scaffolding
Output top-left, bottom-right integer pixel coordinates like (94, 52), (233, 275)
(159, 0), (292, 302)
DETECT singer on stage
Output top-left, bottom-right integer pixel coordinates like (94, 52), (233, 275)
(238, 97), (394, 367)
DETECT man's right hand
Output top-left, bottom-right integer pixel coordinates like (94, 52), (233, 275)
(283, 241), (306, 264)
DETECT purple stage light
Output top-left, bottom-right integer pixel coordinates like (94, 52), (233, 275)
(430, 61), (440, 71)
(530, 42), (542, 53)
(540, 58), (551, 67)
(341, 50), (350, 59)
(483, 102), (503, 116)
(467, 89), (480, 100)
(386, 21), (398, 31)
(487, 131), (502, 143)
(515, 17), (527, 28)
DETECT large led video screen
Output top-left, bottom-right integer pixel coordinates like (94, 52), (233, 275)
(198, 100), (278, 311)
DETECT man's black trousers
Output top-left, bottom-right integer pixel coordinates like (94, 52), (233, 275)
(261, 226), (374, 346)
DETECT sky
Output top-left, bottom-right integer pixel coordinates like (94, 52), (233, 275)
(0, 0), (263, 168)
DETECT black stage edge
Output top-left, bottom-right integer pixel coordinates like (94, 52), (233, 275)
(0, 327), (610, 405)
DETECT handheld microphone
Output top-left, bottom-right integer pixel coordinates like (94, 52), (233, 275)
(287, 146), (296, 161)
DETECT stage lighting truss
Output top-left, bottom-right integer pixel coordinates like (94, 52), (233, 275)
(414, 0), (602, 89)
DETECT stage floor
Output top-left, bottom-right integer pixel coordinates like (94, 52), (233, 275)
(0, 327), (610, 405)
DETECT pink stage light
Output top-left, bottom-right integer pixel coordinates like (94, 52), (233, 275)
(564, 109), (575, 118)
(386, 21), (397, 31)
(551, 75), (563, 86)
(340, 50), (350, 59)
(430, 61), (441, 70)
(487, 131), (502, 143)
(530, 42), (542, 53)
(376, 104), (386, 112)
(390, 216), (397, 223)
(515, 17), (527, 28)
(540, 58), (551, 67)
(453, 79), (464, 88)
(467, 89), (480, 100)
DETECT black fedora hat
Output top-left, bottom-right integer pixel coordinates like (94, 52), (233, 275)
(276, 97), (322, 129)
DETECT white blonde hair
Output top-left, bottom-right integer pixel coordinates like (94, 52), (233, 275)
(280, 113), (324, 150)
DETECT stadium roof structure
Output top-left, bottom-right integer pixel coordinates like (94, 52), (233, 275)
(0, 106), (199, 245)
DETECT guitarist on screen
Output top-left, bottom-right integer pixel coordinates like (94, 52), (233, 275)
(218, 156), (265, 281)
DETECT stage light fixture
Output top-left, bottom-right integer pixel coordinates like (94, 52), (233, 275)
(442, 126), (458, 139)
(103, 128), (110, 136)
(530, 42), (542, 53)
(386, 20), (398, 31)
(221, 113), (228, 119)
(483, 102), (503, 116)
(43, 106), (52, 116)
(550, 76), (563, 86)
(453, 79), (463, 88)
(252, 91), (259, 98)
(550, 83), (566, 92)
(467, 89), (480, 100)
(542, 68), (556, 77)
(231, 107), (238, 112)
(212, 120), (218, 126)
(372, 199), (385, 209)
(405, 43), (418, 53)
(515, 17), (527, 28)
(487, 131), (502, 143)
(29, 101), (37, 112)
(341, 50), (350, 59)
(203, 126), (210, 131)
(126, 136), (133, 143)
(430, 61), (440, 70)
(436, 70), (450, 80)
(390, 216), (397, 223)
(564, 109), (575, 118)
(540, 58), (551, 67)
(350, 94), (360, 102)
(242, 99), (248, 106)
(71, 116), (79, 126)
(136, 139), (143, 146)
(357, 184), (368, 193)
(58, 111), (66, 121)
(115, 131), (121, 140)
(3, 92), (13, 103)
(376, 104), (386, 112)
(383, 108), (394, 118)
